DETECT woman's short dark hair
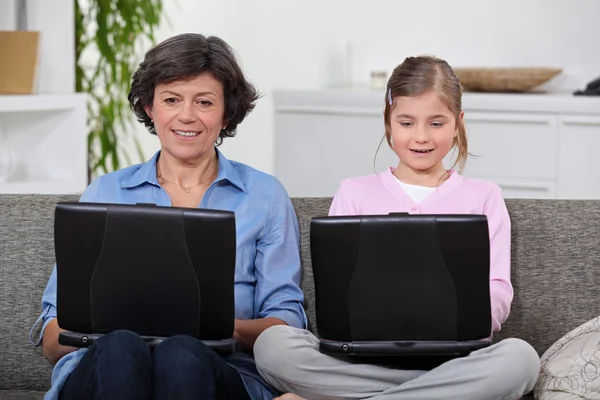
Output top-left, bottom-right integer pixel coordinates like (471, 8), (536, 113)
(128, 33), (260, 145)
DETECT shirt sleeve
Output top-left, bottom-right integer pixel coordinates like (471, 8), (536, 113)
(30, 178), (101, 347)
(253, 177), (308, 329)
(484, 184), (514, 334)
(328, 180), (359, 216)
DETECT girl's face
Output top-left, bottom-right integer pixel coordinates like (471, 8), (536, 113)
(388, 91), (462, 181)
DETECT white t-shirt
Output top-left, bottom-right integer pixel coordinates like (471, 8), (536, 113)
(395, 178), (437, 204)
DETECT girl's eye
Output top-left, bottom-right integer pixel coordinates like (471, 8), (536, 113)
(400, 122), (413, 127)
(431, 122), (444, 127)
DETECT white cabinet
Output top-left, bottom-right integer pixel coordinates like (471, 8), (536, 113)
(0, 94), (88, 194)
(463, 113), (558, 181)
(273, 89), (600, 199)
(273, 111), (395, 197)
(461, 112), (559, 199)
(557, 115), (600, 199)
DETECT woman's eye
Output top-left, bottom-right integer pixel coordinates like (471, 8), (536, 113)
(164, 98), (178, 105)
(198, 100), (213, 106)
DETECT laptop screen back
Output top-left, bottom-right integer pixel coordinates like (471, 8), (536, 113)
(55, 202), (236, 340)
(310, 214), (491, 343)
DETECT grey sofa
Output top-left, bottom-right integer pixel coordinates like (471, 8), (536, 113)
(2, 194), (600, 399)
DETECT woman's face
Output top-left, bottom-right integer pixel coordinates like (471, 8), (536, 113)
(145, 72), (226, 164)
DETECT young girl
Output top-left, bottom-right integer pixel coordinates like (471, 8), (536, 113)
(253, 56), (540, 400)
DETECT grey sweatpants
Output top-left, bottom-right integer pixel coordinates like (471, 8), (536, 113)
(254, 326), (540, 400)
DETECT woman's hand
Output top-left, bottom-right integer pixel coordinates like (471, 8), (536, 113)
(233, 317), (287, 352)
(41, 319), (79, 364)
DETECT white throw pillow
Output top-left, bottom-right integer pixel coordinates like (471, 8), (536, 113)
(535, 315), (600, 399)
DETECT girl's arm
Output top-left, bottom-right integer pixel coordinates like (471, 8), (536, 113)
(484, 185), (514, 334)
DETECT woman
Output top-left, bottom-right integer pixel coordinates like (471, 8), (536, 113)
(31, 33), (307, 400)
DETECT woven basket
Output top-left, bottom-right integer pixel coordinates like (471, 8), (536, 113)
(453, 67), (562, 93)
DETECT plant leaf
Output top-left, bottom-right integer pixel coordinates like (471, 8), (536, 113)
(77, 0), (162, 181)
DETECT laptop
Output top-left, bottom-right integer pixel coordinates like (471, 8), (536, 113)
(54, 202), (237, 353)
(310, 213), (492, 357)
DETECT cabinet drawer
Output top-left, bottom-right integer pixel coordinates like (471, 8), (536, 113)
(469, 176), (556, 199)
(462, 112), (558, 180)
(557, 115), (600, 199)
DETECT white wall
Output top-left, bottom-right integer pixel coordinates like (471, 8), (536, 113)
(8, 1), (593, 174)
(0, 0), (74, 93)
(0, 1), (17, 30)
(131, 0), (600, 175)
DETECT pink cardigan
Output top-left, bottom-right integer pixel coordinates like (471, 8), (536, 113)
(329, 168), (513, 335)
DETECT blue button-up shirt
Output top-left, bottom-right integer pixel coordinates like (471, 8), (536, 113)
(31, 149), (307, 400)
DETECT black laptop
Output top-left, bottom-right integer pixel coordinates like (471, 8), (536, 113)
(54, 202), (237, 353)
(310, 213), (492, 357)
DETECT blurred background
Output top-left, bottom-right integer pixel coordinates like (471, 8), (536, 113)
(1, 0), (599, 198)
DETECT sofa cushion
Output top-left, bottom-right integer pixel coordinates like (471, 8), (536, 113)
(0, 390), (46, 400)
(535, 316), (600, 399)
(496, 199), (600, 355)
(290, 197), (331, 333)
(2, 195), (600, 392)
(0, 194), (78, 391)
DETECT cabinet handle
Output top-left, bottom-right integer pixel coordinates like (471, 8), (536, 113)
(499, 183), (552, 192)
(464, 112), (556, 125)
(560, 116), (600, 126)
(465, 118), (554, 125)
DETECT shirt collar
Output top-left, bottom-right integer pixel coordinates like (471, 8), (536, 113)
(121, 148), (248, 193)
(381, 166), (463, 205)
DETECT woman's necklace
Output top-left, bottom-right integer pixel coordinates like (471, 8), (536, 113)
(157, 163), (218, 194)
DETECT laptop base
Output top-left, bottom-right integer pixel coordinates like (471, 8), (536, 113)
(319, 338), (492, 357)
(59, 332), (238, 354)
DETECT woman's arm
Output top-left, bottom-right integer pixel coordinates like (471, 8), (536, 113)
(34, 267), (78, 364)
(33, 180), (100, 363)
(250, 177), (308, 351)
(41, 319), (78, 364)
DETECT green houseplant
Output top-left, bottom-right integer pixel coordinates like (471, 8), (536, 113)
(75, 0), (163, 180)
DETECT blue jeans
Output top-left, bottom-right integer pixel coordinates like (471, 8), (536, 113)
(59, 330), (251, 400)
